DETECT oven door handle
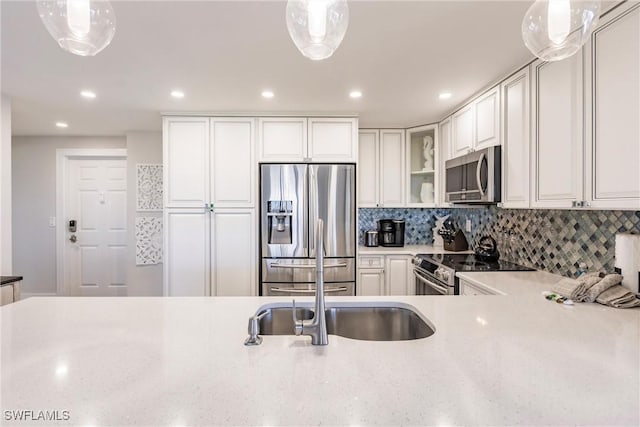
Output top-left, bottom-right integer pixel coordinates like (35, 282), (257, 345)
(270, 286), (348, 294)
(413, 269), (449, 295)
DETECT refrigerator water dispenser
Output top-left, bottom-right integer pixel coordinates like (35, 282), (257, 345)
(267, 201), (293, 244)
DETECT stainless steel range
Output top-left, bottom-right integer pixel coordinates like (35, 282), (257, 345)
(412, 254), (534, 295)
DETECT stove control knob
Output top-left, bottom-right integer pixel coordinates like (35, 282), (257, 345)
(412, 256), (421, 265)
(435, 268), (450, 282)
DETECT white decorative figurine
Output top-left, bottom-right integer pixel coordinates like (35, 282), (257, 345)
(422, 135), (434, 171)
(432, 214), (449, 247)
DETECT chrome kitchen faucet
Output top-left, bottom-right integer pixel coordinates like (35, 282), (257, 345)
(293, 219), (328, 345)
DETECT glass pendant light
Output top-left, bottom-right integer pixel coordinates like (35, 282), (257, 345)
(36, 0), (116, 56)
(522, 0), (600, 62)
(286, 0), (349, 61)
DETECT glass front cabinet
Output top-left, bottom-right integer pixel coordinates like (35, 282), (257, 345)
(406, 124), (439, 207)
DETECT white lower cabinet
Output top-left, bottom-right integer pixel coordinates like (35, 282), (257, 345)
(459, 278), (497, 296)
(357, 269), (385, 296)
(164, 209), (256, 296)
(211, 209), (256, 296)
(164, 210), (210, 296)
(357, 255), (413, 296)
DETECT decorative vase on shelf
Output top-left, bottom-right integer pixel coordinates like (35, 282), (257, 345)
(420, 182), (434, 203)
(422, 135), (434, 171)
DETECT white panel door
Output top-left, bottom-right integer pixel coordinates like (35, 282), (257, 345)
(385, 256), (412, 296)
(586, 3), (640, 209)
(65, 159), (127, 296)
(211, 209), (256, 296)
(379, 130), (405, 207)
(357, 269), (385, 296)
(210, 118), (255, 208)
(531, 54), (584, 208)
(258, 117), (307, 161)
(501, 67), (531, 208)
(438, 117), (452, 206)
(308, 118), (358, 161)
(358, 130), (380, 207)
(451, 104), (475, 157)
(163, 117), (209, 208)
(475, 86), (501, 149)
(164, 209), (210, 296)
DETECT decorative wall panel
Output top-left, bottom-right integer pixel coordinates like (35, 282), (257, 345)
(135, 217), (163, 265)
(136, 164), (163, 211)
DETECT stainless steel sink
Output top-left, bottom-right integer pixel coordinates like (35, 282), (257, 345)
(256, 304), (435, 341)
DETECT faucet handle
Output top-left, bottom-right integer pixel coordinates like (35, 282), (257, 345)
(292, 299), (303, 336)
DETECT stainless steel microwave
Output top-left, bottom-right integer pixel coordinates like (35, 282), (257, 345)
(445, 146), (501, 204)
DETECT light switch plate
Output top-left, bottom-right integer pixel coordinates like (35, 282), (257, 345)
(48, 217), (56, 227)
(465, 219), (472, 233)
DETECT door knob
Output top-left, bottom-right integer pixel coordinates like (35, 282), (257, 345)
(69, 235), (77, 243)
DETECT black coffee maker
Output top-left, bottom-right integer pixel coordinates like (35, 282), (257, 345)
(378, 219), (405, 247)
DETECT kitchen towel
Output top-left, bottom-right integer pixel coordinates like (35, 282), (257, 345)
(583, 274), (624, 303)
(596, 285), (640, 308)
(552, 272), (604, 301)
(552, 278), (585, 300)
(615, 233), (640, 294)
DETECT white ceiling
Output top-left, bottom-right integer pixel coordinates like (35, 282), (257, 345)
(2, 0), (537, 136)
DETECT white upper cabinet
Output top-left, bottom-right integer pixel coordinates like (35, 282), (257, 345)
(258, 117), (307, 161)
(475, 86), (501, 150)
(450, 85), (501, 159)
(451, 104), (475, 157)
(210, 118), (255, 208)
(501, 67), (531, 209)
(531, 53), (584, 208)
(379, 129), (406, 207)
(357, 130), (380, 207)
(308, 118), (358, 162)
(406, 124), (438, 207)
(585, 2), (640, 210)
(438, 117), (451, 205)
(163, 117), (210, 208)
(257, 117), (357, 162)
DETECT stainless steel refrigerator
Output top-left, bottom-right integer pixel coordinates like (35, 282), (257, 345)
(260, 164), (356, 296)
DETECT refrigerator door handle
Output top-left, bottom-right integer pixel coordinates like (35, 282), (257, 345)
(308, 165), (316, 257)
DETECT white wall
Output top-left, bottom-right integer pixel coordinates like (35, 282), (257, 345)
(0, 95), (12, 275)
(125, 131), (163, 296)
(12, 136), (126, 295)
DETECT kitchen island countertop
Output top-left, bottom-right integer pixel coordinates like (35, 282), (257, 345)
(1, 294), (638, 426)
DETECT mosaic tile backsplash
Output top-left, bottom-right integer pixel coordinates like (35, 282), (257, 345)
(359, 207), (640, 278)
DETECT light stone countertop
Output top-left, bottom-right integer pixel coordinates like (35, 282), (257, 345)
(1, 295), (639, 426)
(359, 244), (472, 256)
(456, 270), (566, 296)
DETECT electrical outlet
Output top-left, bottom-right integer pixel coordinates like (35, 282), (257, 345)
(48, 217), (56, 227)
(465, 219), (472, 233)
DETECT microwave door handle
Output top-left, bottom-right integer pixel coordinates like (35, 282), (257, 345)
(476, 152), (486, 196)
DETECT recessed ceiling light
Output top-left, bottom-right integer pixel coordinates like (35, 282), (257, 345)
(349, 90), (363, 99)
(439, 92), (452, 100)
(261, 90), (274, 99)
(171, 90), (185, 99)
(56, 122), (68, 128)
(80, 90), (96, 99)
